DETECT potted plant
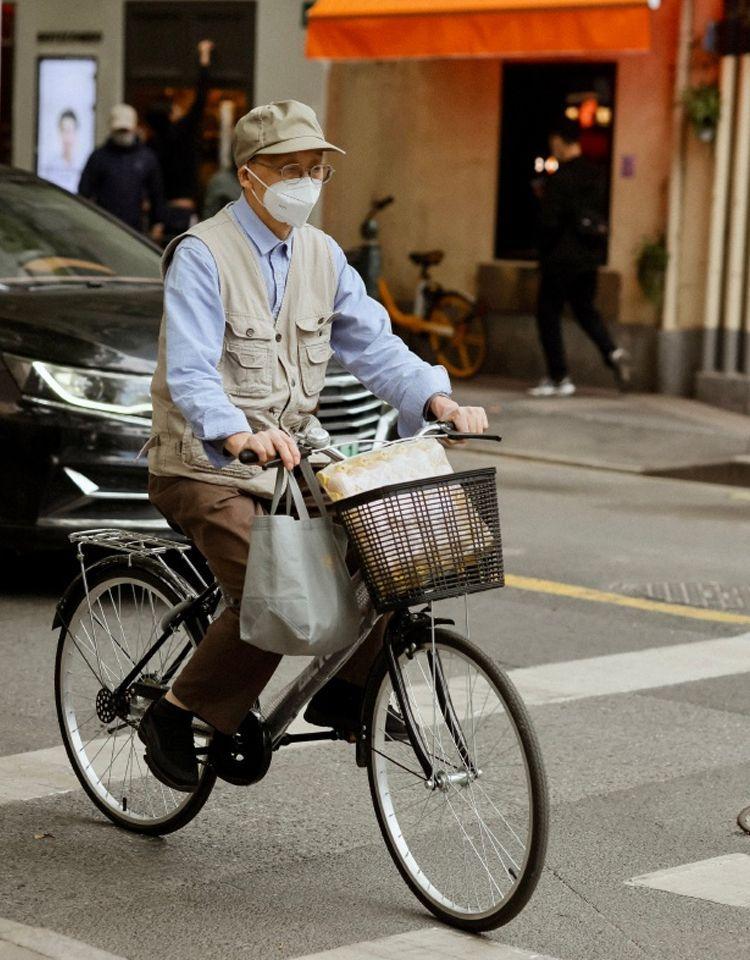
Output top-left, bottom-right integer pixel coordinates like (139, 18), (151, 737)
(636, 235), (668, 307)
(682, 83), (721, 142)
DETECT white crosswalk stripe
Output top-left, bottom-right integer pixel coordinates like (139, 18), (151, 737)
(626, 854), (750, 908)
(3, 631), (749, 806)
(289, 927), (558, 959)
(511, 632), (750, 705)
(0, 918), (126, 960)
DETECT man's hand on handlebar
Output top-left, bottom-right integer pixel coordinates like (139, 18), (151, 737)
(428, 395), (489, 436)
(223, 428), (301, 470)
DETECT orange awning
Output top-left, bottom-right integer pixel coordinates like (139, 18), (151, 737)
(306, 0), (658, 60)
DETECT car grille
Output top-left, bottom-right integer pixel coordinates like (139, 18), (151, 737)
(319, 367), (384, 440)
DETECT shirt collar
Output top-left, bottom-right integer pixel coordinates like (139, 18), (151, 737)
(231, 195), (293, 258)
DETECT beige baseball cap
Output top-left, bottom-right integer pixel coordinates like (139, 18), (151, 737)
(232, 99), (345, 168)
(110, 104), (137, 132)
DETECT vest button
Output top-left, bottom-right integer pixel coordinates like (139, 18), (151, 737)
(245, 327), (254, 336)
(317, 317), (325, 325)
(275, 333), (282, 342)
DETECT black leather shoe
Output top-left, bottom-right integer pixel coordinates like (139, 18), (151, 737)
(304, 678), (408, 741)
(138, 697), (199, 792)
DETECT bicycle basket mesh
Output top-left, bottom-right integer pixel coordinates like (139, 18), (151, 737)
(332, 468), (504, 612)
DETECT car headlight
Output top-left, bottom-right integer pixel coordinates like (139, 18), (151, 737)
(3, 353), (152, 417)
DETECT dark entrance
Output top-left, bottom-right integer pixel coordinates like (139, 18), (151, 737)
(125, 1), (255, 203)
(496, 62), (617, 262)
(0, 4), (15, 164)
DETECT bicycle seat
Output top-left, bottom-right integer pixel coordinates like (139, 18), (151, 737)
(409, 250), (444, 268)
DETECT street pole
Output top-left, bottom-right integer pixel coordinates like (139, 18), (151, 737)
(659, 0), (694, 393)
(721, 52), (750, 374)
(701, 54), (737, 372)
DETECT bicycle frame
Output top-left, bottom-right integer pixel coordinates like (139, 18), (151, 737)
(377, 277), (454, 339)
(62, 424), (494, 770)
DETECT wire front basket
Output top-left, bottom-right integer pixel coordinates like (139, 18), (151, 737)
(332, 468), (504, 613)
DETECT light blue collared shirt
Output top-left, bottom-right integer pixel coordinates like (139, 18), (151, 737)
(163, 197), (451, 464)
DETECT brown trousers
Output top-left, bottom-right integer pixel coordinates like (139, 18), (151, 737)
(148, 474), (385, 734)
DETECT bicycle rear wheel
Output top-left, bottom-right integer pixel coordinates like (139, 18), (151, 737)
(428, 292), (487, 379)
(54, 555), (216, 835)
(364, 626), (547, 931)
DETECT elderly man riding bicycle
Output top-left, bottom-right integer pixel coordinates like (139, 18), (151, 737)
(140, 99), (488, 792)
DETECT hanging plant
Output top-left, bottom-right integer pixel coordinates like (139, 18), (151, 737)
(636, 235), (668, 306)
(682, 83), (721, 142)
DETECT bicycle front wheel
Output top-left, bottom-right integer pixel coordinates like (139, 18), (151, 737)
(54, 556), (216, 835)
(364, 627), (548, 931)
(428, 292), (487, 379)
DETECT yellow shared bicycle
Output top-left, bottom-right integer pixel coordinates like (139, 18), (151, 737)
(346, 196), (487, 379)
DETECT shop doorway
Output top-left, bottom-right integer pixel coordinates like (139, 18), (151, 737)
(0, 3), (15, 164)
(496, 62), (616, 262)
(124, 1), (255, 208)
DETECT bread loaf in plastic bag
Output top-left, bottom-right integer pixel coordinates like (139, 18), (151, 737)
(318, 439), (495, 588)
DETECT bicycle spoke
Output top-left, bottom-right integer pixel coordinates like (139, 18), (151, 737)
(369, 635), (542, 923)
(58, 570), (207, 828)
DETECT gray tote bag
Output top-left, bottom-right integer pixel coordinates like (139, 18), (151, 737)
(240, 459), (362, 656)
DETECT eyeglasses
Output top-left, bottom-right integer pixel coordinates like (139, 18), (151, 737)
(253, 161), (335, 185)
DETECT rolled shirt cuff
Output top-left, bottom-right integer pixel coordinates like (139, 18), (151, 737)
(397, 365), (452, 438)
(196, 408), (252, 468)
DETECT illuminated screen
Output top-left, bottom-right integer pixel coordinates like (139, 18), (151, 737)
(36, 58), (97, 193)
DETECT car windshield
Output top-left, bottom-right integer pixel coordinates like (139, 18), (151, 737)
(0, 174), (162, 282)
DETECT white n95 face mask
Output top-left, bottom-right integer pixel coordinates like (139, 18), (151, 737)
(245, 166), (322, 228)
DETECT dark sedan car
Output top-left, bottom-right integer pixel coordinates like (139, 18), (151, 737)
(0, 167), (396, 549)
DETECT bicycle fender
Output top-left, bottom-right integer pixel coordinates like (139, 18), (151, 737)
(52, 556), (114, 631)
(52, 554), (193, 632)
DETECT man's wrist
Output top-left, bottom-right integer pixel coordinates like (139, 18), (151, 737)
(424, 391), (453, 421)
(218, 430), (253, 458)
(424, 392), (457, 422)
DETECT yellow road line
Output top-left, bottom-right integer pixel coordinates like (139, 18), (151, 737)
(504, 574), (750, 625)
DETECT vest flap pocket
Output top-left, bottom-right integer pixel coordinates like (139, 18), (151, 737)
(296, 314), (334, 334)
(225, 345), (268, 369)
(305, 340), (334, 365)
(226, 313), (273, 340)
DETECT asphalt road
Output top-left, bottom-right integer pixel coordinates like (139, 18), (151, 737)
(1, 453), (749, 960)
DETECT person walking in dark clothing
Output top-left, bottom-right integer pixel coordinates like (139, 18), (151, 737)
(146, 39), (214, 243)
(78, 104), (165, 237)
(529, 119), (630, 397)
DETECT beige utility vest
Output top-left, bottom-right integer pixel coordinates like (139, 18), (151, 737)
(149, 207), (338, 497)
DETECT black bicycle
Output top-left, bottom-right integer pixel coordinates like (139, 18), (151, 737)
(53, 424), (548, 932)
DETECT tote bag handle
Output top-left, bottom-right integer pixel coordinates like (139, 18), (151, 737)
(269, 458), (331, 519)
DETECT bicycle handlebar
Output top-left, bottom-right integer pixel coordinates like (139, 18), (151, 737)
(237, 422), (501, 469)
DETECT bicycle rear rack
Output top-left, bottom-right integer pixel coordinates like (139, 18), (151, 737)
(69, 528), (191, 557)
(69, 528), (210, 593)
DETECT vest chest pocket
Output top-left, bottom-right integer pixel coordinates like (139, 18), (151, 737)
(296, 313), (334, 397)
(223, 342), (272, 398)
(299, 338), (333, 396)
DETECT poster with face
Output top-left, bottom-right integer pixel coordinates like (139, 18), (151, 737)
(36, 58), (97, 193)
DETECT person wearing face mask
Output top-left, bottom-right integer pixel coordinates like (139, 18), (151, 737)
(78, 104), (165, 239)
(140, 99), (489, 792)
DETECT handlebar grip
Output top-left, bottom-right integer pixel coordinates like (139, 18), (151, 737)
(435, 421), (502, 442)
(238, 448), (285, 469)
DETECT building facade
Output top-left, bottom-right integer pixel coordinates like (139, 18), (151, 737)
(2, 0), (746, 410)
(312, 0), (736, 403)
(3, 0), (329, 210)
